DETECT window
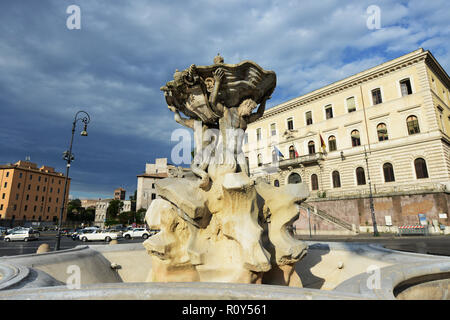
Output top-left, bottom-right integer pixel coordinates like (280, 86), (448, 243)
(256, 128), (262, 141)
(356, 167), (366, 185)
(27, 184), (31, 190)
(33, 205), (37, 212)
(4, 182), (7, 188)
(37, 186), (40, 191)
(26, 194), (29, 200)
(35, 196), (38, 201)
(38, 176), (41, 182)
(274, 180), (280, 187)
(347, 97), (356, 112)
(400, 78), (412, 96)
(5, 172), (9, 177)
(287, 117), (294, 130)
(151, 193), (156, 200)
(308, 141), (315, 154)
(270, 123), (276, 136)
(383, 163), (395, 182)
(289, 145), (296, 159)
(311, 174), (319, 191)
(377, 123), (388, 141)
(351, 130), (361, 147)
(29, 174), (32, 180)
(50, 187), (53, 193)
(19, 173), (22, 178)
(332, 171), (341, 188)
(1, 193), (4, 199)
(306, 111), (313, 125)
(15, 194), (19, 200)
(288, 173), (302, 184)
(17, 183), (21, 189)
(257, 154), (263, 167)
(414, 158), (429, 179)
(0, 204), (3, 210)
(328, 136), (337, 152)
(13, 205), (17, 211)
(24, 205), (28, 211)
(325, 105), (333, 119)
(406, 115), (420, 135)
(371, 88), (382, 105)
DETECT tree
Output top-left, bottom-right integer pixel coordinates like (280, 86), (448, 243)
(106, 200), (124, 219)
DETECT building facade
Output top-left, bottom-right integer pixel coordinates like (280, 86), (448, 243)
(114, 187), (126, 200)
(136, 158), (172, 211)
(244, 48), (450, 232)
(0, 160), (70, 226)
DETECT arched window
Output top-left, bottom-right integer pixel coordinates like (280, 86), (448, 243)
(257, 154), (262, 167)
(383, 163), (395, 182)
(414, 158), (429, 179)
(288, 173), (302, 184)
(332, 171), (341, 188)
(377, 123), (388, 141)
(311, 174), (319, 190)
(328, 135), (337, 152)
(289, 145), (296, 159)
(406, 115), (420, 135)
(356, 167), (366, 185)
(308, 141), (315, 154)
(274, 180), (280, 187)
(351, 130), (361, 147)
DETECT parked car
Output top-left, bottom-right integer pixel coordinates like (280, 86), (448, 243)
(4, 229), (39, 242)
(78, 230), (118, 242)
(71, 228), (94, 241)
(122, 228), (157, 240)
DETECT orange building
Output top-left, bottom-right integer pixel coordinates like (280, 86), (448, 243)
(0, 160), (70, 225)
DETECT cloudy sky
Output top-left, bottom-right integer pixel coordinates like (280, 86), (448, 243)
(0, 0), (449, 200)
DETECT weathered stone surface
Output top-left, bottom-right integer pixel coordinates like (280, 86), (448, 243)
(146, 56), (307, 284)
(255, 179), (309, 266)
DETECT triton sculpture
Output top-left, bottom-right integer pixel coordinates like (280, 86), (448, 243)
(144, 55), (308, 285)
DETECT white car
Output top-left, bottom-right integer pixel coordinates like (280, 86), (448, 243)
(4, 229), (39, 242)
(123, 228), (153, 240)
(79, 230), (118, 242)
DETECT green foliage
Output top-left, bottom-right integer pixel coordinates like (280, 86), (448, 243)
(66, 199), (95, 224)
(106, 200), (124, 219)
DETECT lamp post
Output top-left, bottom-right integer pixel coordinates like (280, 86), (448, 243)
(364, 145), (379, 237)
(55, 111), (90, 251)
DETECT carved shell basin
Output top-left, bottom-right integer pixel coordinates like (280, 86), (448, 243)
(162, 60), (276, 120)
(194, 60), (276, 108)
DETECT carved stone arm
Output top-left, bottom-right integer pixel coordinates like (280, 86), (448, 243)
(247, 96), (270, 123)
(209, 68), (225, 115)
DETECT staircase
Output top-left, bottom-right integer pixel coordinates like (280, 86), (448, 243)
(300, 203), (357, 234)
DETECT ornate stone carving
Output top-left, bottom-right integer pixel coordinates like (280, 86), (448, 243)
(144, 56), (308, 285)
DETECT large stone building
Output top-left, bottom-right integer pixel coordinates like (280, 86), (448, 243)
(0, 160), (70, 226)
(244, 48), (450, 234)
(114, 187), (126, 200)
(136, 158), (173, 211)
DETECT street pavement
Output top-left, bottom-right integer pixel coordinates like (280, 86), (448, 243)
(0, 231), (145, 257)
(0, 231), (449, 257)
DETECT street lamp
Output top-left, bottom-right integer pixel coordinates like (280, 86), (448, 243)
(364, 145), (379, 237)
(55, 110), (90, 251)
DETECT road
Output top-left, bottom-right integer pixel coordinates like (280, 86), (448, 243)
(0, 231), (146, 257)
(1, 232), (449, 258)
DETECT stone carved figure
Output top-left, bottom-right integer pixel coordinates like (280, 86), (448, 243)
(146, 55), (308, 285)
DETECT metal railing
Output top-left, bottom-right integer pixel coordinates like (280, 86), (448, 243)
(300, 203), (355, 232)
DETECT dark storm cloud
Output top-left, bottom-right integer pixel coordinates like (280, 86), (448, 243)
(0, 0), (449, 199)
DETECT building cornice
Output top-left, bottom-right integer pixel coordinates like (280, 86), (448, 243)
(256, 48), (431, 122)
